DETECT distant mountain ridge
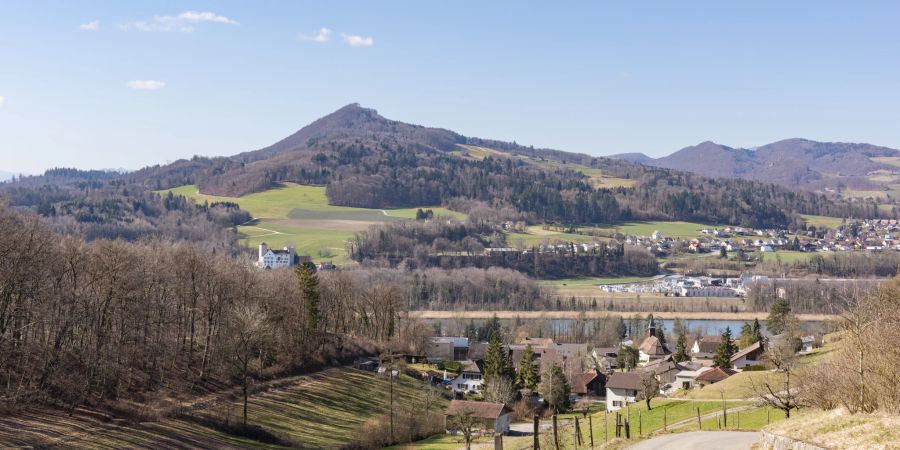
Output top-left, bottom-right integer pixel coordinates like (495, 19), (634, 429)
(610, 138), (900, 194)
(9, 104), (888, 230)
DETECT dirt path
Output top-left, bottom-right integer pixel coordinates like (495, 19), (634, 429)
(409, 310), (837, 322)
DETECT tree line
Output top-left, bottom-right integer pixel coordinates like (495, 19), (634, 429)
(347, 218), (658, 278)
(0, 204), (423, 418)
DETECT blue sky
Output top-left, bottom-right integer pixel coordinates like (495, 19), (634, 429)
(2, 1), (900, 174)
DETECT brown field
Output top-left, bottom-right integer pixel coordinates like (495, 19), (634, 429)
(268, 217), (379, 231)
(409, 310), (837, 321)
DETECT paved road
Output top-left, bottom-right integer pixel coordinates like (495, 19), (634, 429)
(627, 431), (760, 450)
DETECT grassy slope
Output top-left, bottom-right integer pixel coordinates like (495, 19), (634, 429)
(159, 183), (464, 265)
(800, 214), (846, 230)
(0, 367), (444, 450)
(197, 368), (444, 448)
(764, 408), (900, 448)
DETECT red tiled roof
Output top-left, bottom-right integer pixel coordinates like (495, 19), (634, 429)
(696, 367), (736, 383)
(639, 336), (670, 356)
(571, 372), (599, 395)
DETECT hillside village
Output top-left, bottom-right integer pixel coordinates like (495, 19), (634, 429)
(381, 314), (816, 442)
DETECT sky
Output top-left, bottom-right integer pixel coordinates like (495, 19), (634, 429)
(2, 1), (900, 174)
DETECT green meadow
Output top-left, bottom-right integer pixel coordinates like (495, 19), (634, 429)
(800, 214), (846, 230)
(599, 221), (719, 239)
(158, 183), (465, 265)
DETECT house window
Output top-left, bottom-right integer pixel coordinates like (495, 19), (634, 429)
(613, 401), (622, 407)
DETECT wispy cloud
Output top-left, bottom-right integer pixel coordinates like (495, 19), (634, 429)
(301, 27), (332, 43)
(79, 20), (99, 31)
(127, 80), (166, 90)
(126, 11), (238, 33)
(342, 33), (374, 48)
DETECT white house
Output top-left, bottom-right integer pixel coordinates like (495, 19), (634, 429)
(258, 243), (295, 269)
(450, 360), (485, 394)
(800, 336), (818, 354)
(730, 341), (764, 369)
(606, 372), (642, 411)
(691, 335), (723, 360)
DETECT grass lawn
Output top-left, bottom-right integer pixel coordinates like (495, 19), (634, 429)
(677, 370), (784, 400)
(529, 399), (745, 449)
(696, 406), (787, 431)
(800, 214), (846, 230)
(595, 221), (721, 239)
(505, 226), (602, 247)
(159, 183), (465, 266)
(387, 433), (494, 450)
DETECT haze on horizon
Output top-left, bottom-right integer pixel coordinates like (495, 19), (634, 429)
(2, 1), (900, 174)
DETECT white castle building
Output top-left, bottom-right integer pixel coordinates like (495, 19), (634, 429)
(258, 243), (296, 269)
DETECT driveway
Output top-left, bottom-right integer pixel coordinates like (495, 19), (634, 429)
(627, 431), (759, 450)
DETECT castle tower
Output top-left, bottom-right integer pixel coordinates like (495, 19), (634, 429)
(259, 242), (269, 261)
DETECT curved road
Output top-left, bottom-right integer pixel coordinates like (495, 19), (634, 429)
(627, 431), (759, 450)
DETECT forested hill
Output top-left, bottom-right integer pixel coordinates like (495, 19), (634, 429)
(611, 138), (900, 194)
(7, 104), (890, 229)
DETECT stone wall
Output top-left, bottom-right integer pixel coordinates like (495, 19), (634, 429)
(759, 430), (827, 450)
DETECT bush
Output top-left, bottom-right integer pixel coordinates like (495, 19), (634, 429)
(439, 361), (463, 373)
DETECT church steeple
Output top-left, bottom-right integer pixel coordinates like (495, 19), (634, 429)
(648, 314), (657, 338)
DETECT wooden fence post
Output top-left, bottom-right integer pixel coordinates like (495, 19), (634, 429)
(573, 417), (579, 449)
(663, 407), (667, 431)
(494, 434), (503, 450)
(552, 414), (560, 450)
(696, 407), (701, 430)
(624, 417), (630, 439)
(533, 415), (540, 450)
(589, 414), (594, 449)
(638, 410), (642, 437)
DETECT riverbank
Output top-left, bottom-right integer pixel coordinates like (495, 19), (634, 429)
(408, 310), (837, 322)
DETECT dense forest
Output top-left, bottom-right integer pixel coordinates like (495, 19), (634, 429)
(347, 219), (659, 278)
(1, 178), (249, 246)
